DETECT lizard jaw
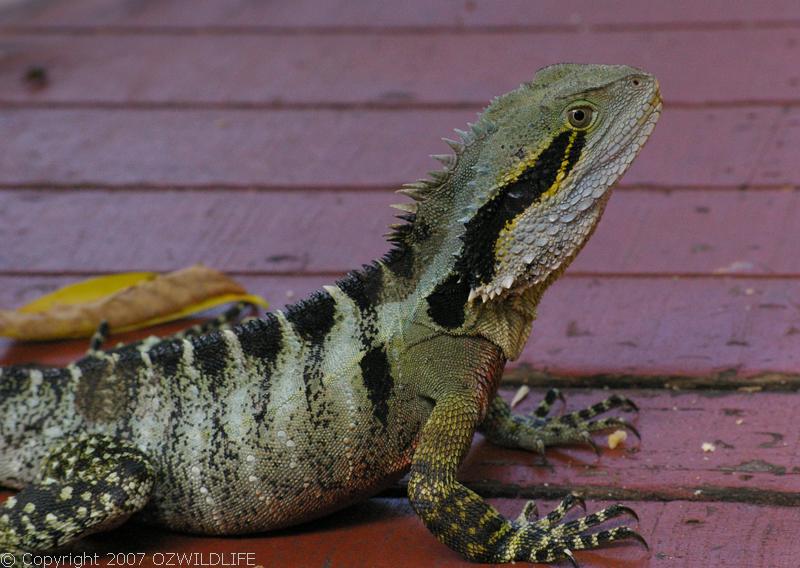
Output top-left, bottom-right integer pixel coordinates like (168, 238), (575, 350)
(469, 273), (518, 304)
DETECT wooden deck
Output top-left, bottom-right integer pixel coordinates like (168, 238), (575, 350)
(1, 1), (799, 565)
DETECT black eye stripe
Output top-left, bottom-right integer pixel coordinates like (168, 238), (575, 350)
(455, 130), (585, 288)
(425, 129), (586, 328)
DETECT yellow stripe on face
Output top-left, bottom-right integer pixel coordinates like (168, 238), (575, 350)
(494, 130), (578, 189)
(494, 130), (579, 261)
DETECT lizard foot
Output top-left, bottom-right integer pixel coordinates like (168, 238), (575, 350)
(0, 433), (155, 553)
(480, 390), (640, 463)
(534, 390), (640, 449)
(507, 493), (647, 564)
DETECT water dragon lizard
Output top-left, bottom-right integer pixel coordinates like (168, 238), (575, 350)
(0, 63), (661, 564)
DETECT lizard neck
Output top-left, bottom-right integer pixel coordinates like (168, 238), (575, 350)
(372, 137), (548, 360)
(377, 116), (613, 362)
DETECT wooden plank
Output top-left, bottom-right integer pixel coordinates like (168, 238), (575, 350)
(0, 108), (467, 188)
(1, 273), (800, 383)
(461, 388), (800, 500)
(752, 107), (800, 187)
(1, 0), (798, 29)
(573, 188), (800, 276)
(0, 106), (785, 188)
(518, 276), (800, 382)
(1, 496), (798, 566)
(0, 189), (798, 277)
(0, 190), (394, 273)
(0, 30), (798, 106)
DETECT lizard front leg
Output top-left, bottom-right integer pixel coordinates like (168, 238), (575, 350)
(408, 389), (645, 564)
(479, 390), (640, 460)
(0, 434), (154, 554)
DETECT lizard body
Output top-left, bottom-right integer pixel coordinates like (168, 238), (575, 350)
(0, 63), (660, 563)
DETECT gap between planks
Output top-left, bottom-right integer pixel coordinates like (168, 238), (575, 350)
(7, 270), (800, 282)
(379, 481), (800, 509)
(0, 30), (797, 107)
(0, 100), (799, 111)
(2, 20), (800, 35)
(500, 368), (800, 392)
(0, 183), (797, 193)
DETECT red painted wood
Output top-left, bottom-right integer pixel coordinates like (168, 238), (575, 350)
(573, 188), (800, 276)
(0, 106), (783, 188)
(1, 496), (798, 566)
(0, 189), (796, 276)
(461, 388), (800, 498)
(1, 0), (798, 29)
(522, 276), (800, 379)
(0, 30), (797, 106)
(0, 190), (395, 273)
(754, 108), (800, 187)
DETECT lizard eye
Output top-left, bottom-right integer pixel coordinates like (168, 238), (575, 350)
(567, 106), (594, 129)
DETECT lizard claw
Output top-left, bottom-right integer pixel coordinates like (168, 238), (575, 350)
(622, 421), (642, 441)
(570, 492), (587, 513)
(621, 396), (639, 412)
(579, 432), (601, 456)
(617, 505), (640, 523)
(562, 548), (580, 567)
(626, 528), (650, 551)
(535, 440), (553, 469)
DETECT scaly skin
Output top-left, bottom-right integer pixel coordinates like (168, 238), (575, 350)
(0, 63), (660, 563)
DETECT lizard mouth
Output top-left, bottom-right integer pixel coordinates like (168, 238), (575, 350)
(630, 93), (662, 146)
(600, 95), (661, 170)
(637, 95), (662, 134)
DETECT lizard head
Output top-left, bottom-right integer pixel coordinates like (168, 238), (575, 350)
(454, 63), (661, 303)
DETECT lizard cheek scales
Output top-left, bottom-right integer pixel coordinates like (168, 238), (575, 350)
(492, 130), (585, 278)
(426, 130), (584, 329)
(462, 130), (583, 290)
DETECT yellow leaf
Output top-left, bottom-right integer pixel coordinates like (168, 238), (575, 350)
(0, 265), (268, 341)
(19, 272), (158, 313)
